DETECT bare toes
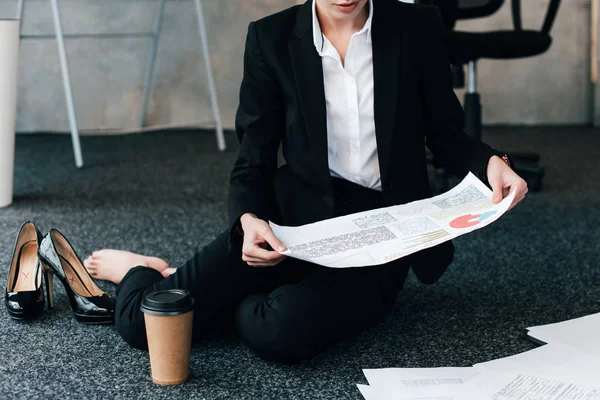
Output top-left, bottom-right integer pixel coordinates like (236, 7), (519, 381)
(161, 268), (176, 278)
(145, 256), (171, 272)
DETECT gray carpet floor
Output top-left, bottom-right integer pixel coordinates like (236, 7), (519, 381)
(0, 127), (599, 399)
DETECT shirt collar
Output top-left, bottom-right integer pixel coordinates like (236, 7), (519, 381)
(312, 0), (374, 54)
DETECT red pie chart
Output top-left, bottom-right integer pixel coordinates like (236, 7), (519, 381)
(449, 211), (497, 229)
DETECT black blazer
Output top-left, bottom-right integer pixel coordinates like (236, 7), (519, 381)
(228, 0), (501, 284)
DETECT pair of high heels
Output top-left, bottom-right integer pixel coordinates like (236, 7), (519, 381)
(4, 221), (115, 324)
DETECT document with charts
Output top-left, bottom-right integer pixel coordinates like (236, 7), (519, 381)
(270, 172), (515, 268)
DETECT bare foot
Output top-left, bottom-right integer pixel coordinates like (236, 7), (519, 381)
(84, 250), (172, 285)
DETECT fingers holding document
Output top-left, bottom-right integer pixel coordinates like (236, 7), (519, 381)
(240, 213), (288, 267)
(487, 155), (529, 210)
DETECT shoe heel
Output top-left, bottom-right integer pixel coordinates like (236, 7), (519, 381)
(38, 229), (116, 324)
(43, 267), (54, 310)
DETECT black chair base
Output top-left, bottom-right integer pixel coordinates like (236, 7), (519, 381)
(512, 157), (545, 192)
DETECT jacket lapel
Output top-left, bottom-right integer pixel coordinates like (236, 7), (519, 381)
(372, 0), (403, 183)
(289, 1), (330, 191)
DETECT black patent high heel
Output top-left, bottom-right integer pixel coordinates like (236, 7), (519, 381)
(43, 268), (54, 310)
(38, 229), (115, 325)
(4, 221), (45, 320)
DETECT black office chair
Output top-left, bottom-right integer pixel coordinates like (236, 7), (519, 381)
(420, 0), (561, 192)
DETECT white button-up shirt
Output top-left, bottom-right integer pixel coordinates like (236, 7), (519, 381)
(312, 0), (381, 190)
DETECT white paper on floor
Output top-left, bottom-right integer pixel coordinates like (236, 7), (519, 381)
(473, 342), (600, 387)
(526, 312), (600, 357)
(471, 372), (600, 400)
(358, 313), (600, 400)
(362, 367), (479, 389)
(357, 381), (489, 400)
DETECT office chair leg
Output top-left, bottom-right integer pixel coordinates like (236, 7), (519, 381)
(195, 0), (226, 151)
(139, 0), (166, 128)
(464, 61), (482, 141)
(50, 0), (83, 168)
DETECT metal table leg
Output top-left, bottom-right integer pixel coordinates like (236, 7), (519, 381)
(195, 0), (226, 151)
(50, 0), (83, 168)
(139, 0), (166, 128)
(16, 0), (24, 32)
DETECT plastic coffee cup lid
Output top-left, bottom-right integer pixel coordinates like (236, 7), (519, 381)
(140, 289), (195, 316)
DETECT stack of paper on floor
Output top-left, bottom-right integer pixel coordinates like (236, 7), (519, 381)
(357, 380), (486, 400)
(359, 342), (600, 399)
(473, 342), (600, 386)
(526, 312), (600, 357)
(472, 342), (600, 397)
(359, 367), (486, 400)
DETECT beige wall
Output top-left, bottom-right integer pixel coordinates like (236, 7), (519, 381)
(0, 0), (297, 133)
(0, 0), (593, 132)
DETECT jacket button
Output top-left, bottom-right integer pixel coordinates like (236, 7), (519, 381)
(383, 184), (392, 195)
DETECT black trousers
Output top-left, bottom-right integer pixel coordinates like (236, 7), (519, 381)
(115, 178), (410, 364)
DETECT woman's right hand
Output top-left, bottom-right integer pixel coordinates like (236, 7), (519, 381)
(239, 213), (288, 267)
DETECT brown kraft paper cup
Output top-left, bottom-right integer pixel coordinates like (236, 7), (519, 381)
(141, 290), (195, 385)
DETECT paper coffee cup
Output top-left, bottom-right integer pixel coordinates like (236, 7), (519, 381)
(141, 289), (195, 385)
